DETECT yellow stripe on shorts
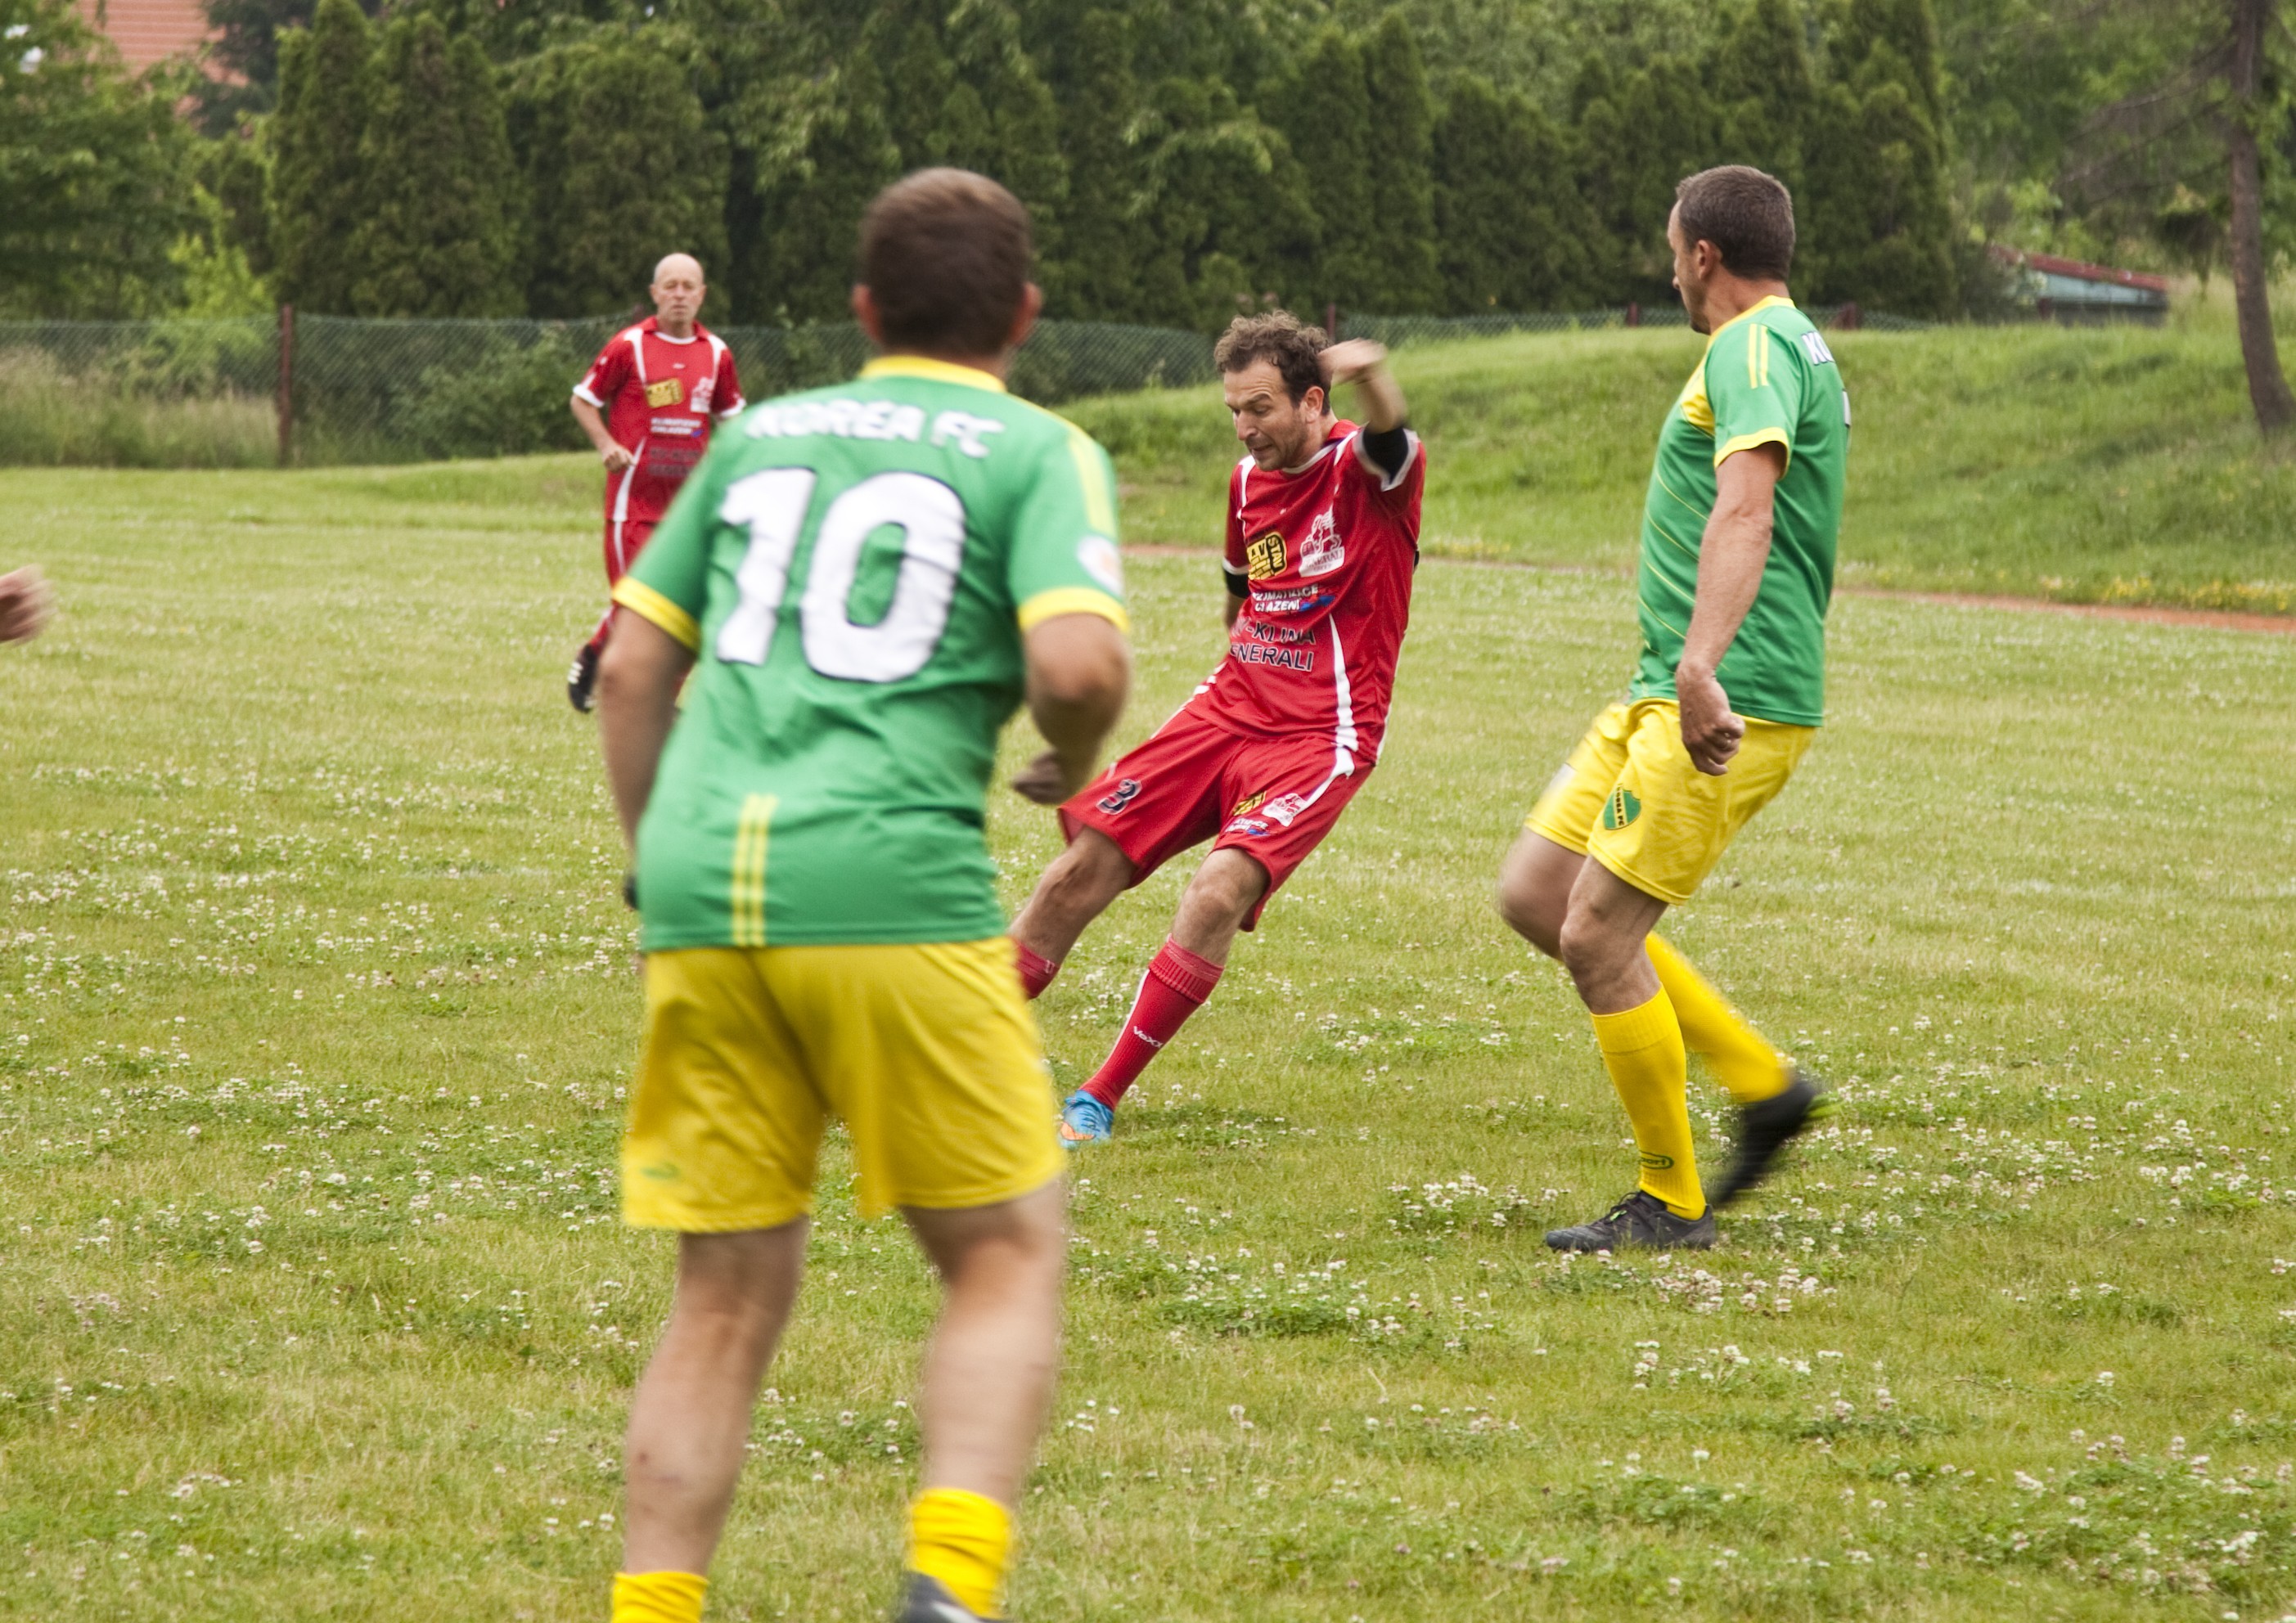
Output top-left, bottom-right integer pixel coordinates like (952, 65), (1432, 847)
(730, 794), (776, 946)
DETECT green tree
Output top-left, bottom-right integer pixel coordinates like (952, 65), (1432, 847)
(1269, 26), (1370, 308)
(1361, 12), (1443, 311)
(1130, 76), (1320, 328)
(1434, 74), (1599, 310)
(509, 31), (728, 317)
(267, 0), (372, 313)
(750, 53), (904, 322)
(1036, 4), (1148, 319)
(1575, 55), (1724, 301)
(0, 0), (196, 316)
(1803, 0), (1958, 312)
(348, 14), (521, 316)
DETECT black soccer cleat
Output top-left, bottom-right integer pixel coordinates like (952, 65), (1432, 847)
(894, 1572), (1006, 1623)
(1545, 1189), (1717, 1252)
(1710, 1068), (1831, 1208)
(567, 643), (600, 713)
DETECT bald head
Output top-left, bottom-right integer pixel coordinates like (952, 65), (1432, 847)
(650, 254), (706, 336)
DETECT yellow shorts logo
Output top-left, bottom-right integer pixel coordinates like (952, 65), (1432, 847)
(1231, 789), (1267, 817)
(1602, 787), (1642, 830)
(645, 378), (685, 408)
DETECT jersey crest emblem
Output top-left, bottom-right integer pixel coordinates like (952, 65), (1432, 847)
(691, 375), (715, 414)
(645, 377), (686, 409)
(1298, 507), (1344, 577)
(1096, 778), (1142, 815)
(1245, 532), (1287, 580)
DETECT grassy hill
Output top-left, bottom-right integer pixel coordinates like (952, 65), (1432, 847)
(1066, 315), (2296, 614)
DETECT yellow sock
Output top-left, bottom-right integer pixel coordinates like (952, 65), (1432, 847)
(1591, 988), (1704, 1219)
(611, 1570), (708, 1623)
(907, 1486), (1012, 1617)
(1647, 933), (1790, 1106)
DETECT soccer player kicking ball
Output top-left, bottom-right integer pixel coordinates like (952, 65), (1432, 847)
(1007, 312), (1423, 1146)
(1497, 165), (1848, 1252)
(594, 170), (1130, 1623)
(566, 252), (745, 712)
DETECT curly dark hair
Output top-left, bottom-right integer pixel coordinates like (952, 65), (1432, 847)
(1213, 311), (1329, 404)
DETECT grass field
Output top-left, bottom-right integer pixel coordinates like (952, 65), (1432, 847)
(1069, 314), (2296, 614)
(5, 450), (2296, 1623)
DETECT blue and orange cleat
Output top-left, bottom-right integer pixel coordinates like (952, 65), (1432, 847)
(1058, 1090), (1112, 1148)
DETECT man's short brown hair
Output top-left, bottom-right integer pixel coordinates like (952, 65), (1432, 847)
(1213, 311), (1328, 404)
(860, 168), (1033, 357)
(1674, 165), (1796, 282)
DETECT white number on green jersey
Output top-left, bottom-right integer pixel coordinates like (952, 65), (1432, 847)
(716, 469), (968, 683)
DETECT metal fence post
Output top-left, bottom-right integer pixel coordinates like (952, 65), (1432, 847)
(276, 304), (295, 468)
(1326, 302), (1340, 340)
(1626, 302), (1641, 328)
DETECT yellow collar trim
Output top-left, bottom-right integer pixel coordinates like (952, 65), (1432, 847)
(1704, 294), (1796, 348)
(860, 356), (1007, 393)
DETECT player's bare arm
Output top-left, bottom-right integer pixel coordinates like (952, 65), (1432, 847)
(1676, 442), (1783, 776)
(596, 611), (696, 844)
(570, 393), (637, 473)
(0, 565), (54, 644)
(1010, 614), (1130, 806)
(1321, 339), (1407, 432)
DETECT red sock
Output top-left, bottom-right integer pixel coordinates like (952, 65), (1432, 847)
(1083, 940), (1222, 1109)
(1013, 939), (1060, 1000)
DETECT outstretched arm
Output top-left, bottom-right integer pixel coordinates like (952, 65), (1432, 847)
(1676, 443), (1785, 777)
(1322, 340), (1406, 432)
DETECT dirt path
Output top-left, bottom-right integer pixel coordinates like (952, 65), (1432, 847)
(1121, 544), (2296, 635)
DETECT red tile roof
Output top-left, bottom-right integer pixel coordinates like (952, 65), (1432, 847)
(74, 0), (218, 72)
(1987, 245), (2172, 294)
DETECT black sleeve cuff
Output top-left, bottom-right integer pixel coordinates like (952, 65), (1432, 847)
(1222, 561), (1249, 599)
(1361, 424), (1411, 479)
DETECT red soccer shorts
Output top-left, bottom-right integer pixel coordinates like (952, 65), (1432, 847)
(1058, 710), (1370, 930)
(605, 516), (658, 587)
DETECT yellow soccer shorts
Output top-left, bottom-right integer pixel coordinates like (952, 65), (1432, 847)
(1526, 698), (1816, 906)
(622, 938), (1063, 1230)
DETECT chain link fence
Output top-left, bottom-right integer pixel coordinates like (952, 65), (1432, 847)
(0, 305), (1923, 470)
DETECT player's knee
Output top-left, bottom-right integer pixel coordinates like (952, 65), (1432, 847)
(1496, 872), (1562, 957)
(1555, 905), (1624, 985)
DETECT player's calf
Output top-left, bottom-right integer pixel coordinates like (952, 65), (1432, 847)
(1008, 829), (1134, 996)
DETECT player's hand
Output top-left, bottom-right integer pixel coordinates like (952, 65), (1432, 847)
(600, 441), (637, 473)
(0, 566), (54, 645)
(1676, 666), (1744, 776)
(1321, 339), (1389, 389)
(1010, 749), (1079, 807)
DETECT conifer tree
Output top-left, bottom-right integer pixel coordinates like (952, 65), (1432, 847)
(1434, 75), (1597, 312)
(1802, 0), (1956, 313)
(510, 32), (728, 318)
(1037, 5), (1147, 320)
(1270, 25), (1371, 309)
(267, 0), (372, 313)
(1575, 56), (1724, 303)
(348, 14), (521, 316)
(1360, 13), (1442, 312)
(1130, 77), (1318, 328)
(754, 52), (903, 323)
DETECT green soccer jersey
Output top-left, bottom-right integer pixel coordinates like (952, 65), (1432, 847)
(1629, 294), (1848, 727)
(612, 355), (1128, 950)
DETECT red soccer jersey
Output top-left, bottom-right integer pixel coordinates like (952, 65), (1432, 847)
(572, 317), (745, 528)
(1194, 419), (1425, 764)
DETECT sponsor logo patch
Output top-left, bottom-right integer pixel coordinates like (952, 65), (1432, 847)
(1298, 506), (1344, 576)
(1230, 789), (1267, 817)
(644, 377), (685, 409)
(1096, 778), (1141, 816)
(1078, 533), (1124, 595)
(1638, 1151), (1675, 1171)
(1223, 816), (1271, 838)
(1261, 792), (1309, 828)
(1245, 532), (1287, 580)
(1601, 787), (1642, 831)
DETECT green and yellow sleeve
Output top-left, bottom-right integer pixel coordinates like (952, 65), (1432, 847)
(1704, 317), (1808, 472)
(1006, 424), (1128, 635)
